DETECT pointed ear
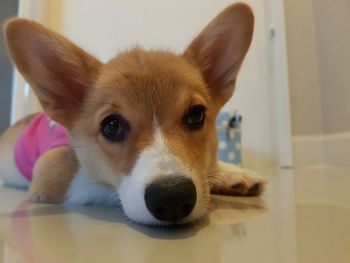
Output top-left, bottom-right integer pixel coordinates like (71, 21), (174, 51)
(5, 19), (102, 126)
(184, 3), (254, 104)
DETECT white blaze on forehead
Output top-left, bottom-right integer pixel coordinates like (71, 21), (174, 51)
(118, 128), (190, 225)
(132, 127), (189, 179)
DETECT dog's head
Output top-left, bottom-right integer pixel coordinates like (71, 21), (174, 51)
(5, 3), (254, 225)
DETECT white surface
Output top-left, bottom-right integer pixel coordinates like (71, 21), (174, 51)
(1, 167), (350, 263)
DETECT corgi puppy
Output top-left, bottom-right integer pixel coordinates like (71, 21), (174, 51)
(0, 3), (266, 225)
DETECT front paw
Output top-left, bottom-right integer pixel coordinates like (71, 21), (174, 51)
(209, 162), (266, 196)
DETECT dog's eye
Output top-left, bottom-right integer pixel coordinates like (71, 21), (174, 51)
(184, 105), (206, 130)
(101, 114), (130, 142)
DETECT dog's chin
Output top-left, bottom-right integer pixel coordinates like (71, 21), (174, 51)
(118, 175), (208, 227)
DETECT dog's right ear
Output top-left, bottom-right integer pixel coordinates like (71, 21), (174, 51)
(184, 4), (254, 106)
(5, 19), (102, 127)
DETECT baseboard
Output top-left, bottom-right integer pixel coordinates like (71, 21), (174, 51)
(293, 135), (323, 167)
(323, 132), (350, 167)
(293, 132), (350, 167)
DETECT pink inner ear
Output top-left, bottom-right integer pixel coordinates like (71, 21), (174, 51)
(184, 4), (254, 97)
(32, 39), (89, 109)
(201, 23), (252, 95)
(200, 33), (239, 93)
(200, 36), (238, 92)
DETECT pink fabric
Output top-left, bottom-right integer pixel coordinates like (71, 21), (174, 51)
(14, 113), (69, 181)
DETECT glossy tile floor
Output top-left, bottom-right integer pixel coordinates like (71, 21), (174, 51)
(0, 166), (349, 263)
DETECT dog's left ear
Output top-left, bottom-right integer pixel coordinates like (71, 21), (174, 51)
(5, 19), (102, 127)
(184, 3), (254, 105)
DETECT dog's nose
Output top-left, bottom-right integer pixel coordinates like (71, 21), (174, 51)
(144, 176), (197, 222)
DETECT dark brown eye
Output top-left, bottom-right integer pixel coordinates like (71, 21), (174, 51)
(184, 105), (206, 130)
(101, 114), (130, 142)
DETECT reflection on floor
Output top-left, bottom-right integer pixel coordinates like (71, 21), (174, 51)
(0, 166), (349, 263)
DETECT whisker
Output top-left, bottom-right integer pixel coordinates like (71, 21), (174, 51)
(105, 189), (120, 206)
(205, 204), (218, 216)
(206, 170), (244, 176)
(70, 144), (89, 150)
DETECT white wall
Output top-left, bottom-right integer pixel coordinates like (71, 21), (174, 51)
(284, 0), (323, 135)
(285, 0), (350, 135)
(312, 0), (350, 134)
(13, 0), (293, 169)
(285, 0), (350, 168)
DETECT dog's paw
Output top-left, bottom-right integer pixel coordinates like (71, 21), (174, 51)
(209, 162), (266, 196)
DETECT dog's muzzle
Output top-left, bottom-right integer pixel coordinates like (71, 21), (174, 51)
(144, 175), (197, 222)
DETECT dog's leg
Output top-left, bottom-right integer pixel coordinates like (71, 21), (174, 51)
(29, 146), (79, 203)
(209, 161), (266, 196)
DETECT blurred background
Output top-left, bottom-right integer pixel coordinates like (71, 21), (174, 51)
(285, 0), (350, 169)
(0, 0), (349, 171)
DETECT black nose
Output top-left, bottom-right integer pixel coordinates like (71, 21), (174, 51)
(144, 176), (197, 222)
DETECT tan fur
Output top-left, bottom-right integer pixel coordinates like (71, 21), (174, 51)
(2, 3), (266, 218)
(29, 146), (79, 203)
(71, 49), (216, 181)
